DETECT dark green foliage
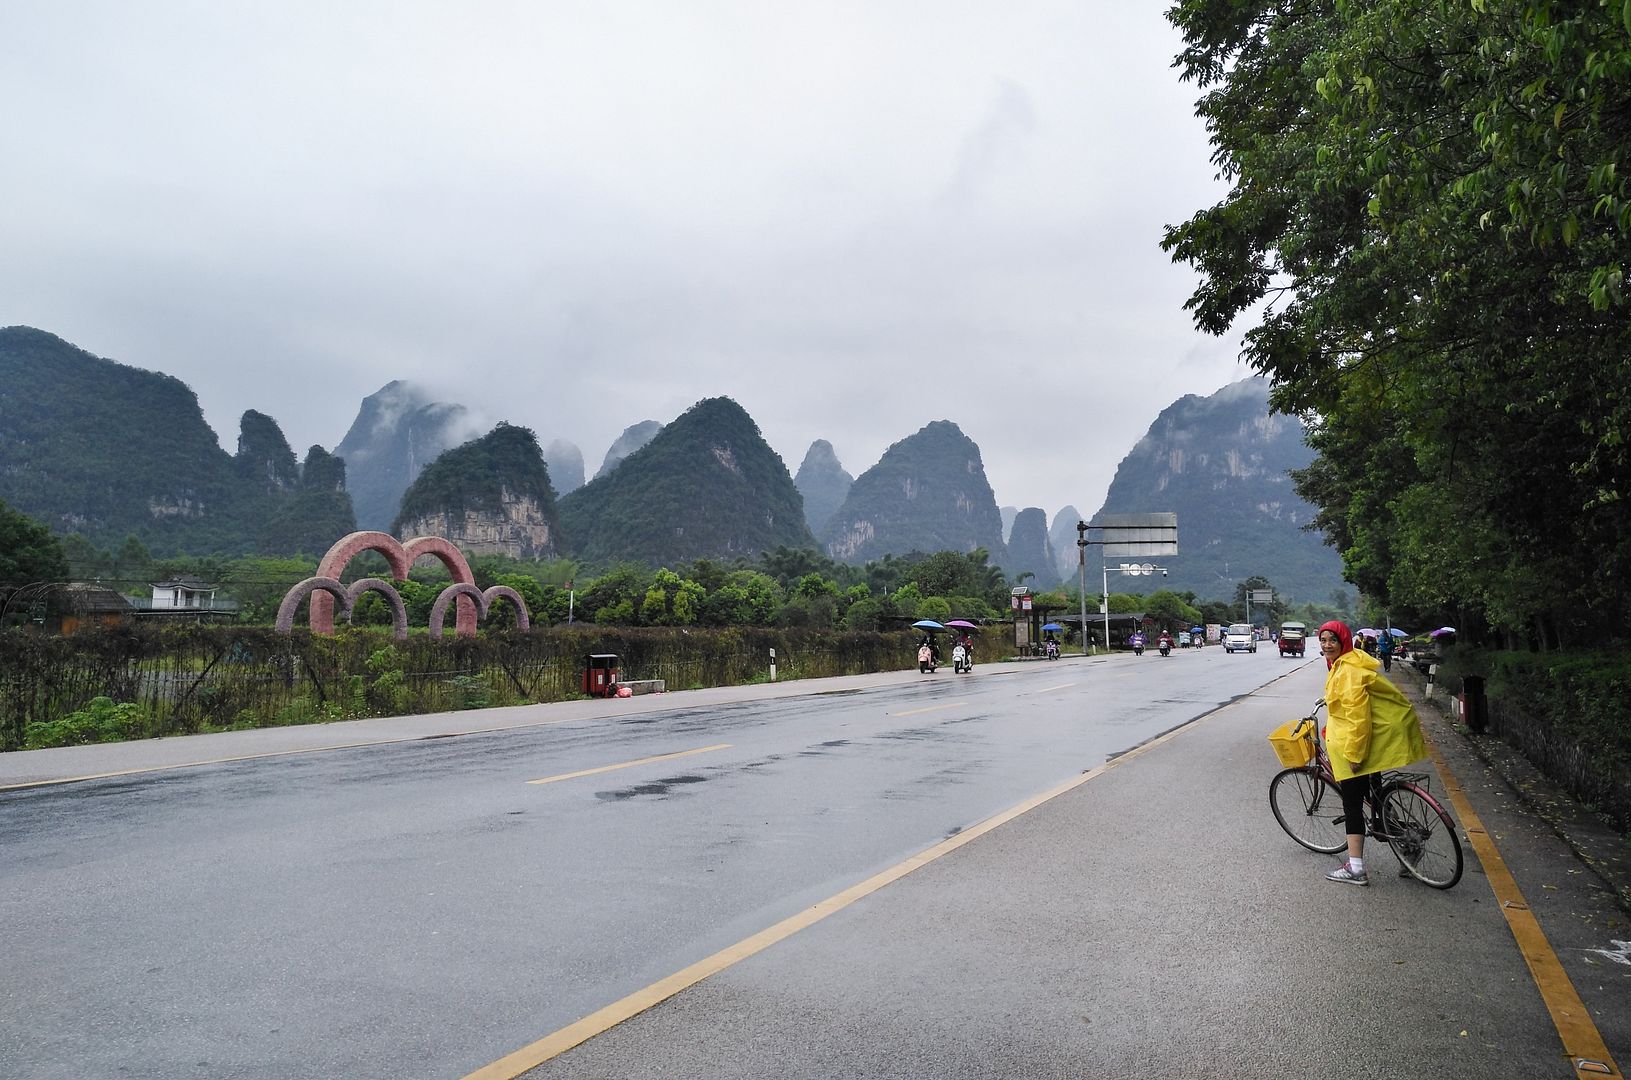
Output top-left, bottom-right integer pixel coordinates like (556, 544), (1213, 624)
(821, 420), (1006, 565)
(234, 410), (300, 493)
(1449, 650), (1631, 832)
(1162, 2), (1631, 643)
(0, 328), (356, 557)
(0, 499), (69, 585)
(393, 421), (561, 537)
(557, 398), (816, 566)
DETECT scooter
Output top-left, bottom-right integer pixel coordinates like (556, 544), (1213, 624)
(1158, 639), (1172, 657)
(918, 644), (937, 674)
(952, 644), (970, 674)
(1044, 640), (1060, 660)
(1131, 637), (1145, 656)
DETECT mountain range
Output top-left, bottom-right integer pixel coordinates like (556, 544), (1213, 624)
(0, 326), (1344, 600)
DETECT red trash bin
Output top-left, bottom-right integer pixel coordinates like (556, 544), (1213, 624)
(583, 653), (619, 697)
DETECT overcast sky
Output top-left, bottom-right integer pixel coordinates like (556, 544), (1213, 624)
(3, 2), (1252, 522)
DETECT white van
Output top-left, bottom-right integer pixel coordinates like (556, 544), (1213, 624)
(1224, 623), (1256, 653)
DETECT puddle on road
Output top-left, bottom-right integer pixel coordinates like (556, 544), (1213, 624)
(593, 773), (710, 801)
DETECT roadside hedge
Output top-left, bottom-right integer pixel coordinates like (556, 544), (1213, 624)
(0, 623), (912, 752)
(1439, 648), (1631, 833)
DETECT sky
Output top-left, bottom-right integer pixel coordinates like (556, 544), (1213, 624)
(3, 2), (1254, 522)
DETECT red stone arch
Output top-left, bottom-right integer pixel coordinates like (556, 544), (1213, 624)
(309, 533), (412, 634)
(342, 578), (409, 640)
(481, 585), (531, 631)
(403, 535), (478, 637)
(304, 531), (479, 637)
(428, 583), (488, 640)
(276, 577), (350, 634)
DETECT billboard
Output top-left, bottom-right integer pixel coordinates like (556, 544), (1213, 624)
(1089, 512), (1178, 557)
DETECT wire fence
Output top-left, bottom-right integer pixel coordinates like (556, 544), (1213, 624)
(0, 623), (911, 751)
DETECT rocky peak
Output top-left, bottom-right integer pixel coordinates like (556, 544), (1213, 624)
(793, 439), (854, 536)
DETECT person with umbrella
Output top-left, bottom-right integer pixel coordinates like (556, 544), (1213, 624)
(946, 619), (979, 670)
(1376, 625), (1395, 671)
(912, 619), (944, 673)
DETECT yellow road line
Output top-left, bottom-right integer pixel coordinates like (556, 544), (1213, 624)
(526, 744), (731, 786)
(1421, 730), (1620, 1078)
(893, 701), (965, 717)
(463, 711), (1195, 1080)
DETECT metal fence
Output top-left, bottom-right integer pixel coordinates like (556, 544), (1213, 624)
(0, 623), (909, 751)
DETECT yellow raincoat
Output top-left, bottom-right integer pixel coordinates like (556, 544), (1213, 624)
(1323, 646), (1426, 782)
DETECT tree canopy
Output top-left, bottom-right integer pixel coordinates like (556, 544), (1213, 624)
(0, 499), (69, 586)
(1163, 0), (1631, 645)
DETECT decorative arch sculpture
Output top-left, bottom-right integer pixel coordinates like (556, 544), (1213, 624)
(307, 531), (478, 637)
(275, 577), (351, 635)
(342, 577), (409, 639)
(282, 531), (531, 640)
(428, 583), (489, 639)
(480, 585), (531, 631)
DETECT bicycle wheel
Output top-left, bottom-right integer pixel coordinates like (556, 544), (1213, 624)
(1380, 784), (1464, 889)
(1269, 767), (1347, 853)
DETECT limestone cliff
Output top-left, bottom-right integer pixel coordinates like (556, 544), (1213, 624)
(393, 422), (562, 560)
(395, 490), (557, 559)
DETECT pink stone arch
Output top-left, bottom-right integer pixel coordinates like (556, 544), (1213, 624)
(343, 578), (408, 640)
(276, 577), (350, 634)
(428, 583), (488, 639)
(306, 531), (478, 638)
(481, 585), (530, 631)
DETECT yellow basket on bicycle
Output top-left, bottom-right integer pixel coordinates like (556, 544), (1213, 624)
(1268, 717), (1316, 767)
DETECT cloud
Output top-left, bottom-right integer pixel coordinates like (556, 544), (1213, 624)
(1, 1), (1253, 522)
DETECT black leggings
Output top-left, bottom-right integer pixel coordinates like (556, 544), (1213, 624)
(1339, 773), (1384, 837)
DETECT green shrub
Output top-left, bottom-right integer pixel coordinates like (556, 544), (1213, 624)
(24, 698), (150, 749)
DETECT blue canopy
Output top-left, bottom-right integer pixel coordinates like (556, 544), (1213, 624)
(912, 619), (946, 631)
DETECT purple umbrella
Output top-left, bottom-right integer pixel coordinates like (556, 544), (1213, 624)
(1430, 626), (1457, 638)
(945, 619), (979, 630)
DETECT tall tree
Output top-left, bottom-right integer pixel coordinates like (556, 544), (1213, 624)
(1163, 0), (1631, 644)
(0, 499), (69, 585)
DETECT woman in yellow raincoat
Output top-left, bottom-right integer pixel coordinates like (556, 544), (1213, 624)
(1318, 620), (1427, 886)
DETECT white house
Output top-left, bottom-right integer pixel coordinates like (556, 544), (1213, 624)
(148, 576), (221, 610)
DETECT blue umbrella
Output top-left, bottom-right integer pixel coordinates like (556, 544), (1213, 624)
(1386, 627), (1409, 637)
(912, 619), (946, 631)
(1040, 623), (1064, 632)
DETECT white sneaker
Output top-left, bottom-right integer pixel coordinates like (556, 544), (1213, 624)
(1325, 861), (1369, 886)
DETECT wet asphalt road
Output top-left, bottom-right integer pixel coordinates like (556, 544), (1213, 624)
(3, 647), (1627, 1079)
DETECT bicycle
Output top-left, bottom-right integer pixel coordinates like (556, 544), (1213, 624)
(1268, 700), (1465, 889)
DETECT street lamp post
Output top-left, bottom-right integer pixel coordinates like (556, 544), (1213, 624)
(1076, 520), (1091, 655)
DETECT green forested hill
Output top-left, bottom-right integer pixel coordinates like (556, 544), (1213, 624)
(394, 422), (560, 526)
(1094, 377), (1343, 603)
(0, 326), (355, 557)
(558, 397), (814, 566)
(820, 420), (1007, 564)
